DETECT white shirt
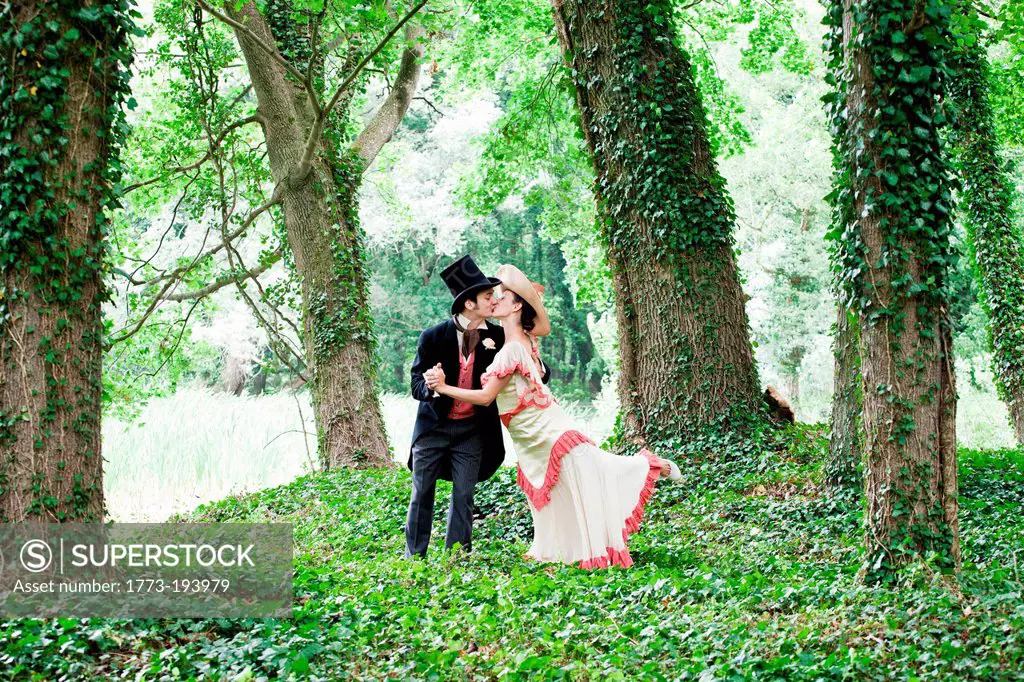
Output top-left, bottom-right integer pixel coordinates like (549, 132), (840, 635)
(455, 313), (487, 358)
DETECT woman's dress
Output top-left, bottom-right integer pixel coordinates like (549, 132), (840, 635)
(481, 340), (661, 569)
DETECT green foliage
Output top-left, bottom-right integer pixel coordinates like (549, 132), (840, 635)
(103, 0), (282, 413)
(448, 0), (812, 318)
(759, 219), (832, 399)
(4, 436), (1024, 678)
(738, 0), (814, 76)
(988, 0), (1024, 147)
(947, 5), (1024, 440)
(103, 315), (221, 421)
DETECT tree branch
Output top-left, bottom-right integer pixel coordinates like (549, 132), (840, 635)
(292, 0), (427, 183)
(162, 247), (283, 302)
(138, 181), (284, 289)
(124, 114), (262, 194)
(414, 95), (443, 117)
(351, 22), (426, 165)
(196, 0), (322, 116)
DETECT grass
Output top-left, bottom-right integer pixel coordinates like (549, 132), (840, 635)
(4, 426), (1023, 680)
(102, 389), (318, 522)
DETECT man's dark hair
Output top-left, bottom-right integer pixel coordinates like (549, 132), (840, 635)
(460, 289), (492, 314)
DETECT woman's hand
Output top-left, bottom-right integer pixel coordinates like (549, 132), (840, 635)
(425, 363), (447, 393)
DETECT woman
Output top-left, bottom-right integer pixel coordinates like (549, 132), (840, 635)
(425, 264), (681, 569)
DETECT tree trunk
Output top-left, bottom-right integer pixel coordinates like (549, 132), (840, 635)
(550, 0), (764, 446)
(825, 0), (959, 579)
(250, 368), (267, 395)
(0, 0), (133, 521)
(222, 353), (248, 396)
(824, 306), (862, 493)
(224, 2), (423, 469)
(948, 13), (1024, 445)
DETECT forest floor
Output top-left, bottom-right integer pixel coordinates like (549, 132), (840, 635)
(2, 425), (1023, 680)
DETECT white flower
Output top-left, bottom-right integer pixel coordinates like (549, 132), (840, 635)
(482, 338), (496, 350)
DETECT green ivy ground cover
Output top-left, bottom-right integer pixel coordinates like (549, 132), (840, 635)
(2, 426), (1022, 680)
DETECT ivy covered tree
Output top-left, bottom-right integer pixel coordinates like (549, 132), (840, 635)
(823, 306), (862, 493)
(549, 0), (767, 447)
(948, 6), (1024, 445)
(0, 0), (138, 521)
(215, 0), (421, 470)
(824, 0), (961, 579)
(113, 0), (432, 469)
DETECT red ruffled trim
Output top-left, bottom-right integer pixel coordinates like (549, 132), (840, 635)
(579, 546), (634, 570)
(500, 393), (556, 427)
(483, 358), (555, 427)
(480, 363), (517, 385)
(578, 449), (661, 571)
(481, 359), (543, 387)
(516, 430), (594, 510)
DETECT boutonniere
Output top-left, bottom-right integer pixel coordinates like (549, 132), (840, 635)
(481, 337), (496, 350)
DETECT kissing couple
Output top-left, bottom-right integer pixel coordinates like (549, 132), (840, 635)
(404, 255), (681, 570)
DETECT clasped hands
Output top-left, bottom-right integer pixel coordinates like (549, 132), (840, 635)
(424, 363), (447, 392)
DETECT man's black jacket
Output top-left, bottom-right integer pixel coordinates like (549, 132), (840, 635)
(408, 318), (549, 482)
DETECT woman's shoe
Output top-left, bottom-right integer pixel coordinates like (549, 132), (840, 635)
(664, 459), (682, 481)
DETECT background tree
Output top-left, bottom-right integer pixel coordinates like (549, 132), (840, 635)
(0, 0), (137, 521)
(549, 0), (767, 447)
(824, 0), (960, 579)
(948, 6), (1024, 445)
(109, 0), (432, 469)
(823, 306), (862, 493)
(216, 0), (424, 469)
(986, 0), (1024, 150)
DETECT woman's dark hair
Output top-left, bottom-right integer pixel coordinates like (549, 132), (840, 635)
(510, 292), (537, 333)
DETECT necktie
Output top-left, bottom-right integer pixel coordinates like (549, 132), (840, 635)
(454, 317), (480, 359)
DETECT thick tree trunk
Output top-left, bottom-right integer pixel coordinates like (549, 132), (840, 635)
(225, 2), (422, 469)
(948, 17), (1024, 445)
(824, 306), (862, 492)
(826, 0), (959, 578)
(550, 0), (764, 446)
(0, 0), (133, 521)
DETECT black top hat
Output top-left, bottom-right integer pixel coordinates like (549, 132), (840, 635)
(441, 255), (501, 315)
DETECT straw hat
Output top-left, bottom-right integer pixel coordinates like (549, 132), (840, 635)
(495, 264), (551, 337)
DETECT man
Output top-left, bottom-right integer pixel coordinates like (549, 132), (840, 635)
(405, 255), (547, 558)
